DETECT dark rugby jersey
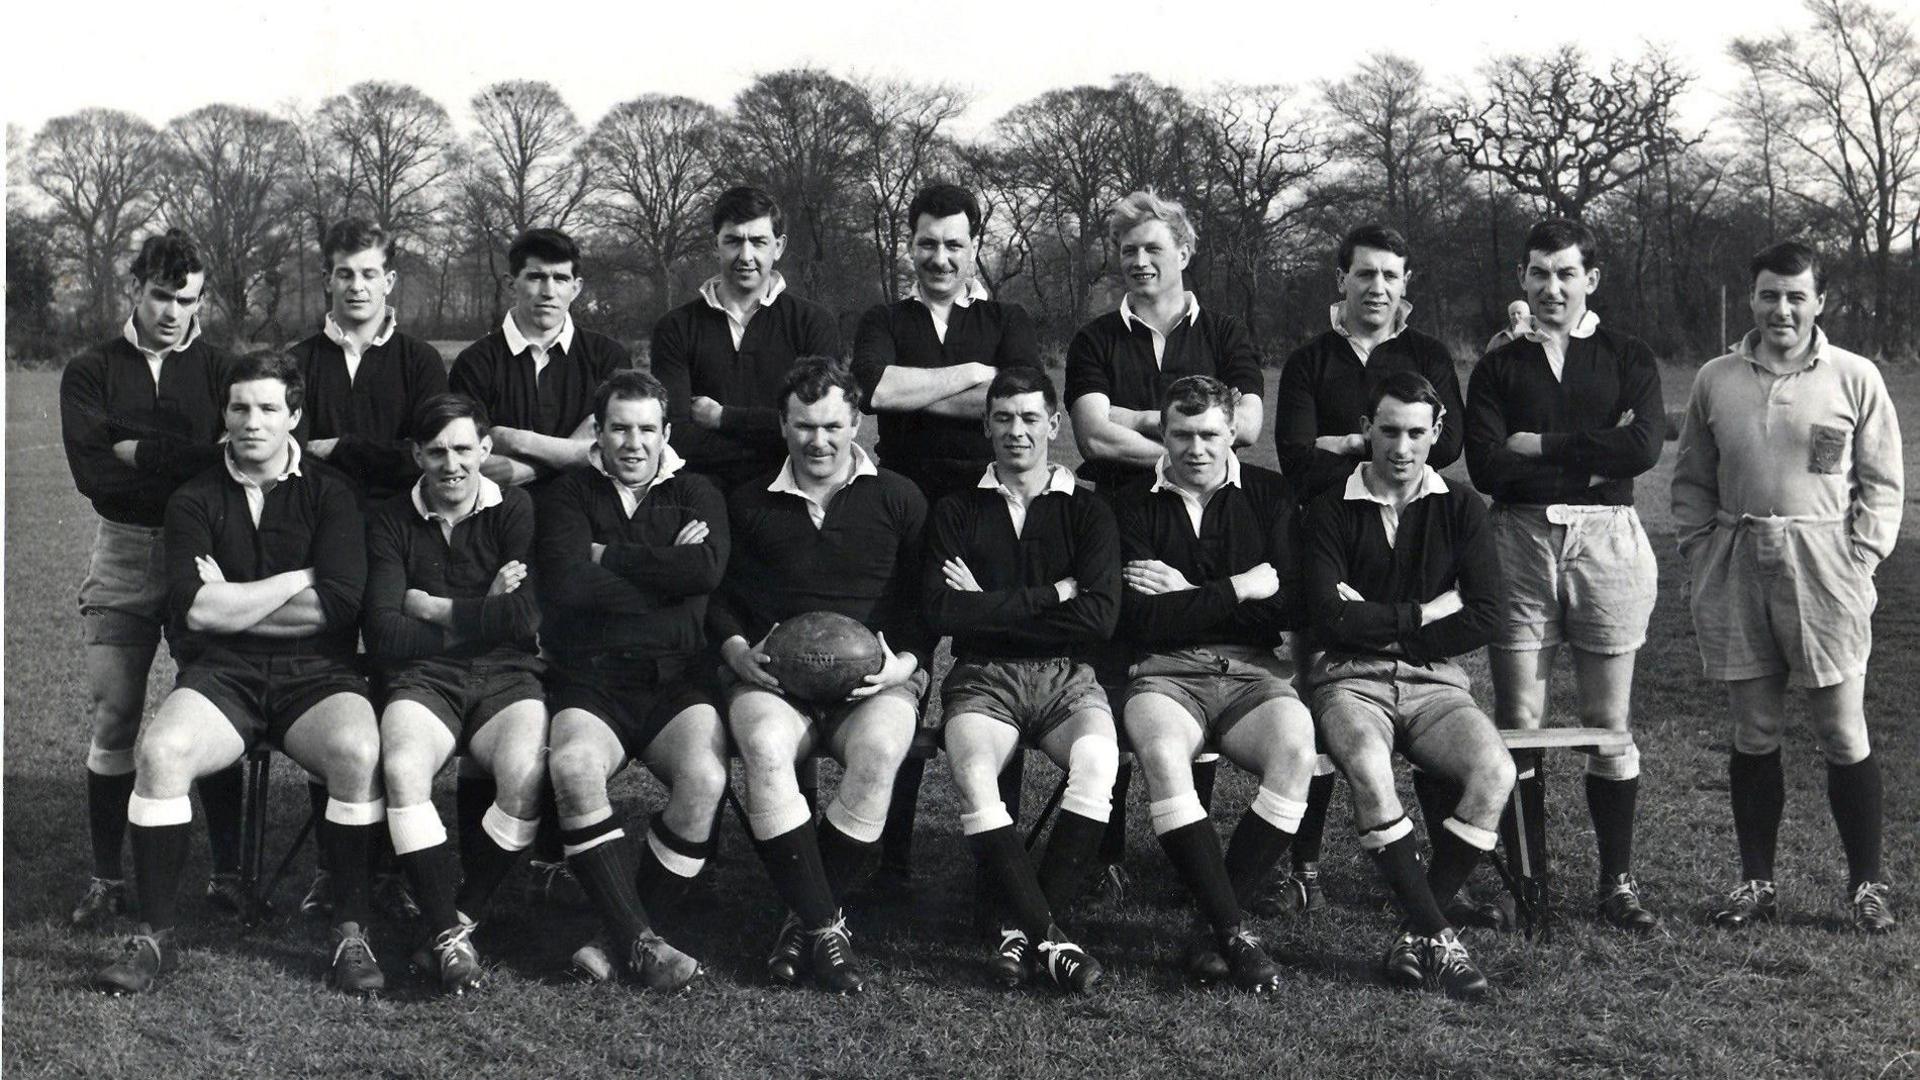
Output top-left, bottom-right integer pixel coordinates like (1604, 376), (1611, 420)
(1464, 326), (1664, 506)
(450, 325), (628, 439)
(61, 334), (231, 526)
(290, 328), (447, 502)
(363, 481), (540, 670)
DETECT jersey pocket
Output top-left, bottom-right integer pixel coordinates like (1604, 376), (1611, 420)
(1808, 423), (1848, 474)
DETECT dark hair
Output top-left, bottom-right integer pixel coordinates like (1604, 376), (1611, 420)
(413, 392), (492, 443)
(1749, 240), (1827, 294)
(592, 370), (671, 427)
(223, 349), (305, 413)
(1160, 374), (1237, 424)
(779, 356), (863, 417)
(907, 182), (983, 239)
(986, 365), (1058, 413)
(1521, 218), (1599, 271)
(129, 229), (205, 289)
(1338, 224), (1410, 272)
(321, 217), (396, 271)
(711, 186), (784, 237)
(1366, 370), (1444, 422)
(507, 227), (582, 277)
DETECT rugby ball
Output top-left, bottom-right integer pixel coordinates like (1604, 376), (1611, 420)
(762, 612), (885, 704)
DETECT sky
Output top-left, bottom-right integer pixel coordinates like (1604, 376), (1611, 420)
(5, 0), (1823, 148)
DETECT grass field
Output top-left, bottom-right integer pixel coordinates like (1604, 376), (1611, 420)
(4, 360), (1918, 1079)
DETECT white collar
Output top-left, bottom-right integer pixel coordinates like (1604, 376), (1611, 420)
(1150, 451), (1242, 494)
(324, 309), (397, 351)
(410, 473), (504, 525)
(1520, 308), (1601, 343)
(122, 313), (202, 359)
(909, 276), (991, 307)
(589, 441), (685, 488)
(503, 310), (576, 356)
(1119, 291), (1201, 333)
(225, 437), (303, 486)
(1734, 326), (1828, 374)
(700, 271), (788, 313)
(977, 463), (1078, 497)
(1342, 462), (1449, 505)
(1330, 300), (1412, 341)
(769, 442), (878, 496)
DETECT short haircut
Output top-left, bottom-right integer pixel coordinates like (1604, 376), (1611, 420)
(1160, 374), (1236, 425)
(1108, 190), (1197, 251)
(321, 217), (396, 271)
(907, 182), (982, 239)
(507, 227), (582, 277)
(986, 365), (1058, 414)
(1338, 223), (1410, 272)
(779, 356), (863, 417)
(711, 185), (784, 237)
(129, 229), (205, 289)
(223, 349), (305, 413)
(592, 369), (671, 427)
(1366, 370), (1443, 422)
(1522, 218), (1599, 270)
(1749, 240), (1827, 294)
(414, 392), (492, 443)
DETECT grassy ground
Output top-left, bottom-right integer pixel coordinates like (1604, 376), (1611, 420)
(5, 360), (1918, 1080)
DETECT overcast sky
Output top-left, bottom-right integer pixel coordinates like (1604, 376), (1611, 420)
(6, 0), (1820, 146)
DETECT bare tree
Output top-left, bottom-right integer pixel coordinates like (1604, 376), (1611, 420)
(1106, 74), (1201, 199)
(1440, 46), (1702, 221)
(1324, 54), (1444, 237)
(318, 81), (455, 236)
(161, 104), (301, 334)
(729, 68), (869, 302)
(466, 80), (593, 248)
(586, 93), (726, 311)
(28, 108), (165, 328)
(995, 85), (1124, 328)
(851, 77), (970, 299)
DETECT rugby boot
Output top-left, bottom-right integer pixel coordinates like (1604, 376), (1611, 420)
(71, 876), (129, 931)
(419, 920), (483, 995)
(1037, 937), (1102, 994)
(329, 921), (386, 995)
(569, 935), (615, 984)
(810, 912), (866, 994)
(374, 871), (422, 923)
(300, 869), (336, 919)
(1254, 862), (1324, 918)
(1222, 929), (1282, 994)
(1181, 926), (1230, 985)
(1419, 928), (1488, 1000)
(1710, 879), (1778, 930)
(766, 914), (809, 985)
(1596, 874), (1660, 933)
(989, 928), (1034, 988)
(1851, 881), (1897, 935)
(627, 931), (701, 992)
(1381, 929), (1424, 990)
(204, 872), (247, 917)
(93, 927), (175, 995)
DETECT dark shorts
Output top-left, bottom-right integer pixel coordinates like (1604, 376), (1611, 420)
(721, 664), (930, 739)
(1308, 656), (1489, 757)
(76, 520), (168, 648)
(942, 657), (1111, 741)
(548, 657), (719, 760)
(176, 650), (371, 749)
(382, 657), (545, 750)
(1125, 645), (1301, 745)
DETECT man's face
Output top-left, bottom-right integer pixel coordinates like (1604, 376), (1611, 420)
(715, 216), (785, 297)
(1750, 268), (1824, 356)
(1163, 404), (1234, 490)
(596, 395), (669, 488)
(1362, 395), (1439, 485)
(911, 212), (978, 303)
(1338, 246), (1408, 333)
(327, 246), (396, 327)
(1506, 300), (1531, 332)
(985, 390), (1057, 474)
(226, 378), (299, 469)
(132, 272), (207, 350)
(509, 256), (581, 334)
(413, 417), (490, 508)
(1520, 245), (1598, 331)
(1118, 219), (1190, 303)
(780, 387), (860, 483)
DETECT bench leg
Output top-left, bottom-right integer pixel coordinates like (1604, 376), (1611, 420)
(1493, 749), (1552, 940)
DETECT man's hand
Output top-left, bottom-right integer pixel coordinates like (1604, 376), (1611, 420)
(113, 440), (140, 466)
(1505, 432), (1544, 458)
(590, 542), (606, 564)
(1315, 434), (1368, 456)
(489, 560), (528, 596)
(690, 396), (724, 430)
(675, 520), (710, 546)
(943, 557), (983, 593)
(195, 555), (226, 584)
(849, 631), (918, 698)
(1230, 562), (1279, 602)
(1053, 577), (1079, 602)
(1335, 581), (1365, 602)
(1125, 559), (1196, 595)
(1420, 589), (1463, 625)
(722, 629), (782, 691)
(306, 438), (339, 460)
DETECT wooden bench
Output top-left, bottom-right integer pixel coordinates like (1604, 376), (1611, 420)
(1490, 726), (1633, 940)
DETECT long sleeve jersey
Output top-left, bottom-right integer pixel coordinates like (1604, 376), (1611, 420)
(61, 334), (231, 526)
(363, 482), (541, 670)
(290, 329), (447, 503)
(450, 326), (629, 438)
(851, 297), (1040, 472)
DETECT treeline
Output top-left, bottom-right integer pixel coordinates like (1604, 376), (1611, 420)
(8, 0), (1918, 363)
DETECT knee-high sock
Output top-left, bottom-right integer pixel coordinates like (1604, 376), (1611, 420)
(1291, 760), (1337, 869)
(821, 799), (885, 905)
(963, 805), (1052, 941)
(1225, 788), (1305, 909)
(322, 797), (384, 927)
(458, 803), (539, 916)
(1585, 746), (1641, 881)
(880, 758), (926, 870)
(1151, 794), (1240, 938)
(306, 779), (333, 871)
(456, 773), (497, 869)
(634, 813), (714, 914)
(1037, 810), (1106, 918)
(86, 746), (137, 880)
(562, 812), (651, 948)
(1427, 817), (1497, 907)
(1361, 817), (1448, 936)
(1729, 749), (1785, 882)
(749, 793), (836, 929)
(127, 794), (193, 932)
(1827, 754), (1884, 889)
(196, 762), (244, 875)
(388, 802), (460, 932)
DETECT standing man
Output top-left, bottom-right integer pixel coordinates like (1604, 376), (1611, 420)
(1306, 371), (1511, 1000)
(1486, 300), (1532, 355)
(1673, 241), (1902, 933)
(60, 229), (244, 929)
(92, 351), (386, 996)
(364, 393), (548, 994)
(925, 366), (1120, 993)
(653, 186), (842, 495)
(1465, 218), (1665, 933)
(1113, 375), (1313, 992)
(1269, 222), (1468, 913)
(537, 371), (726, 991)
(715, 358), (930, 994)
(853, 181), (1041, 891)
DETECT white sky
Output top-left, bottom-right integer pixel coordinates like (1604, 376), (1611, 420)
(6, 0), (1823, 147)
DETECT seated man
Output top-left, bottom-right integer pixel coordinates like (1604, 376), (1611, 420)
(363, 393), (547, 994)
(714, 357), (930, 994)
(93, 351), (385, 996)
(924, 366), (1120, 993)
(1113, 375), (1315, 993)
(537, 370), (730, 992)
(1305, 371), (1512, 1000)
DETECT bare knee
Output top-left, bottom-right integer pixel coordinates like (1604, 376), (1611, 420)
(381, 745), (442, 806)
(322, 733), (383, 792)
(734, 722), (797, 774)
(667, 751), (730, 814)
(133, 727), (200, 793)
(547, 740), (611, 804)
